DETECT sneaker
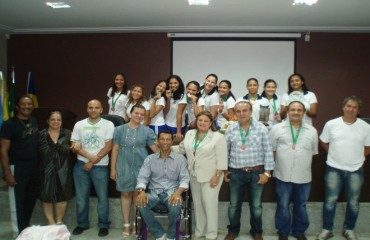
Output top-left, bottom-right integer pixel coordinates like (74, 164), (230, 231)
(294, 234), (307, 240)
(316, 229), (333, 240)
(343, 230), (357, 240)
(98, 228), (109, 237)
(72, 226), (89, 235)
(278, 234), (288, 240)
(224, 232), (236, 240)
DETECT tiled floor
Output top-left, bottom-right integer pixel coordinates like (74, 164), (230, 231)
(1, 221), (370, 240)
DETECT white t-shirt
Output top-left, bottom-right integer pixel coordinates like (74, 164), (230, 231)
(236, 96), (270, 123)
(216, 97), (236, 128)
(71, 118), (114, 165)
(281, 91), (318, 125)
(165, 95), (187, 128)
(107, 87), (128, 118)
(125, 101), (151, 124)
(186, 97), (206, 125)
(267, 96), (281, 129)
(149, 96), (166, 126)
(202, 90), (219, 112)
(320, 117), (370, 171)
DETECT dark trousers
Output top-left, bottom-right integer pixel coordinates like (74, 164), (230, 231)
(13, 164), (39, 233)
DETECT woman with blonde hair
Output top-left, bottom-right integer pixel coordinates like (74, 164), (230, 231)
(173, 111), (227, 239)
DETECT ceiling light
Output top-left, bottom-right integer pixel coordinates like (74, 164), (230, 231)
(188, 0), (209, 6)
(293, 0), (318, 5)
(46, 2), (71, 8)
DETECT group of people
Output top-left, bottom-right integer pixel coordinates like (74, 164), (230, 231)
(0, 71), (369, 240)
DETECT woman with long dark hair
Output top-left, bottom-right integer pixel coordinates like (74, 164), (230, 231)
(107, 73), (128, 118)
(280, 73), (318, 125)
(163, 75), (187, 141)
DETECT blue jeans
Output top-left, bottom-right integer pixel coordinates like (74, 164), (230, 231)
(73, 161), (110, 228)
(275, 179), (311, 236)
(138, 192), (182, 239)
(227, 168), (264, 236)
(323, 165), (364, 231)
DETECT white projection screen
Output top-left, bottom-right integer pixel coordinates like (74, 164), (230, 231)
(172, 40), (295, 99)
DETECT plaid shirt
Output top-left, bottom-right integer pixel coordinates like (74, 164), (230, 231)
(225, 120), (274, 170)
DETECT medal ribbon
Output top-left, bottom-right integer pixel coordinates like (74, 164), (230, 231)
(239, 118), (252, 145)
(290, 123), (302, 146)
(194, 130), (208, 153)
(247, 94), (259, 101)
(186, 95), (192, 104)
(111, 92), (122, 109)
(271, 99), (277, 113)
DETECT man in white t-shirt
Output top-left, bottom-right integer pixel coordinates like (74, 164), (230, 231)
(70, 99), (115, 237)
(317, 96), (370, 240)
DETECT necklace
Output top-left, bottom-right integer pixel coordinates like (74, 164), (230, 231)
(18, 118), (34, 139)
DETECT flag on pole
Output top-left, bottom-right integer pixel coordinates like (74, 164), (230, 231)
(8, 67), (16, 118)
(27, 72), (39, 108)
(0, 72), (10, 123)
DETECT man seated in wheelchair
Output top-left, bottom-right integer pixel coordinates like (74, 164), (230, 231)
(136, 130), (190, 240)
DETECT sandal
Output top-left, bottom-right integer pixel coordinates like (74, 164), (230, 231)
(131, 222), (137, 235)
(122, 223), (130, 238)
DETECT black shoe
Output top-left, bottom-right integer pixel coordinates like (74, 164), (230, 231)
(295, 234), (307, 240)
(98, 228), (109, 237)
(72, 226), (89, 235)
(278, 234), (288, 240)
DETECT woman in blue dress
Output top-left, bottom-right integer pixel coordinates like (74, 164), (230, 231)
(110, 104), (158, 237)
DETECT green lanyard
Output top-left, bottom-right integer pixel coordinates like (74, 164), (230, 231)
(271, 99), (277, 113)
(194, 131), (208, 152)
(239, 118), (252, 145)
(290, 123), (302, 149)
(201, 89), (208, 98)
(221, 95), (228, 102)
(111, 93), (122, 110)
(247, 94), (258, 101)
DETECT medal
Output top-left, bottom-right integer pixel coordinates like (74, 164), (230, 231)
(239, 119), (252, 151)
(111, 92), (122, 112)
(290, 123), (302, 151)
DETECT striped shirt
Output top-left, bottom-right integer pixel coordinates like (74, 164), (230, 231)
(225, 120), (274, 170)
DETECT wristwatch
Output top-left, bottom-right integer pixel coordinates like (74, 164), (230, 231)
(264, 172), (272, 178)
(136, 188), (145, 193)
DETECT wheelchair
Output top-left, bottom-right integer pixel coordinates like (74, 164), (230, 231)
(135, 191), (192, 240)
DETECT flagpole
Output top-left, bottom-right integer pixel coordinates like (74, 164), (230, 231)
(27, 71), (31, 94)
(0, 71), (3, 107)
(12, 66), (15, 84)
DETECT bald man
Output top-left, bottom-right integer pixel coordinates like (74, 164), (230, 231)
(70, 100), (114, 237)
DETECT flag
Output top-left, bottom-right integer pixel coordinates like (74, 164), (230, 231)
(27, 72), (39, 108)
(8, 67), (16, 118)
(1, 72), (10, 123)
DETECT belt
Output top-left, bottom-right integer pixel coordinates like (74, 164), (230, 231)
(231, 165), (263, 172)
